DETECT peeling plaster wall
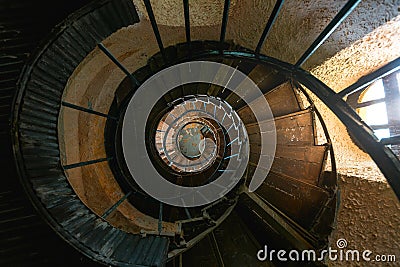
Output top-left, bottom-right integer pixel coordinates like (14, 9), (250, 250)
(303, 0), (400, 69)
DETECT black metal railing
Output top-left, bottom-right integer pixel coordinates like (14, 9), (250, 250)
(295, 0), (362, 67)
(219, 0), (231, 51)
(339, 57), (400, 97)
(255, 0), (284, 55)
(143, 0), (166, 60)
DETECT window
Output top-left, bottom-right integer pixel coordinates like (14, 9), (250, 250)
(347, 70), (400, 158)
(357, 79), (389, 140)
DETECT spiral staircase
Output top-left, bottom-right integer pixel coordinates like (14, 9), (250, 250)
(1, 0), (400, 266)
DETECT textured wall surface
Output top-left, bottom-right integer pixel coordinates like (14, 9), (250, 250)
(328, 174), (400, 266)
(133, 0), (237, 26)
(313, 17), (400, 93)
(133, 0), (400, 68)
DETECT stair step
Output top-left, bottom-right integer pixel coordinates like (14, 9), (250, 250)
(310, 193), (337, 239)
(247, 109), (315, 146)
(246, 64), (273, 86)
(182, 211), (271, 267)
(210, 211), (272, 267)
(223, 65), (286, 109)
(125, 235), (169, 266)
(207, 59), (235, 97)
(274, 109), (315, 146)
(238, 82), (301, 124)
(209, 59), (256, 99)
(272, 145), (328, 185)
(249, 145), (328, 185)
(255, 171), (329, 230)
(111, 234), (141, 263)
(236, 192), (317, 251)
(181, 234), (222, 266)
(265, 82), (302, 116)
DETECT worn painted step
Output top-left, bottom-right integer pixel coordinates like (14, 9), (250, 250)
(145, 41), (235, 102)
(271, 145), (328, 185)
(246, 108), (315, 147)
(238, 81), (302, 124)
(249, 144), (329, 186)
(222, 65), (287, 110)
(255, 171), (330, 230)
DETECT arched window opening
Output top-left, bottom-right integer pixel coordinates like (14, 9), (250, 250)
(348, 70), (400, 158)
